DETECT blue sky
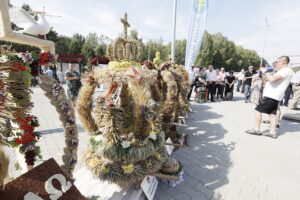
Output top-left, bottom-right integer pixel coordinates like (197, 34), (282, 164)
(11, 0), (300, 65)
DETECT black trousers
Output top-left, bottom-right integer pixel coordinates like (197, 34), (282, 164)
(225, 85), (234, 96)
(187, 84), (194, 100)
(236, 80), (242, 92)
(207, 82), (215, 100)
(215, 84), (224, 98)
(282, 83), (293, 106)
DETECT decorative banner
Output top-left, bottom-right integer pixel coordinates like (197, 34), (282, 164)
(185, 0), (209, 70)
(0, 158), (85, 200)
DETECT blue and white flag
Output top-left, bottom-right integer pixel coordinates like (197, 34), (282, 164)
(185, 0), (209, 70)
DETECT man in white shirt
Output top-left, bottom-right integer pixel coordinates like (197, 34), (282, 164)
(57, 69), (65, 84)
(205, 65), (217, 102)
(218, 67), (226, 99)
(288, 70), (300, 109)
(246, 56), (294, 138)
(236, 69), (245, 92)
(45, 68), (54, 77)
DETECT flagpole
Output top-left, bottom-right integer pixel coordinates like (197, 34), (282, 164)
(171, 0), (177, 64)
(260, 18), (269, 66)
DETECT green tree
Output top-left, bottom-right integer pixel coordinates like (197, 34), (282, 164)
(46, 29), (59, 42)
(194, 31), (266, 71)
(68, 34), (84, 55)
(142, 38), (169, 62)
(95, 45), (106, 57)
(55, 36), (71, 54)
(166, 40), (186, 65)
(82, 32), (107, 61)
(82, 43), (96, 61)
(195, 31), (214, 67)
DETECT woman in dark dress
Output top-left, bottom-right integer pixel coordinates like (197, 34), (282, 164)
(225, 71), (235, 100)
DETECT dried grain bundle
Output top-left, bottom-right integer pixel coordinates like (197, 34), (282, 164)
(93, 99), (124, 143)
(150, 84), (161, 103)
(77, 75), (99, 134)
(160, 70), (179, 139)
(129, 81), (151, 140)
(90, 131), (165, 163)
(171, 66), (191, 120)
(85, 146), (167, 185)
(0, 146), (9, 186)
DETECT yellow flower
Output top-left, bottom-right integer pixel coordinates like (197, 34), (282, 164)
(154, 153), (161, 160)
(150, 131), (157, 135)
(88, 157), (101, 168)
(101, 167), (110, 174)
(85, 152), (92, 161)
(122, 164), (134, 174)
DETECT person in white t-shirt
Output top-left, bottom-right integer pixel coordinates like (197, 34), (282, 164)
(45, 68), (54, 77)
(215, 67), (226, 100)
(205, 65), (217, 102)
(57, 69), (65, 84)
(288, 70), (300, 109)
(236, 69), (245, 92)
(246, 56), (294, 138)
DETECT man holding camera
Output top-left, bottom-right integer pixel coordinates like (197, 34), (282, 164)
(246, 56), (294, 138)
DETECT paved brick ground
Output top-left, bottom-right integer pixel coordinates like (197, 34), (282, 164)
(155, 94), (300, 200)
(6, 87), (300, 200)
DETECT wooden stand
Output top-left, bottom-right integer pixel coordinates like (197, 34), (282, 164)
(170, 122), (188, 127)
(150, 173), (180, 181)
(165, 143), (184, 147)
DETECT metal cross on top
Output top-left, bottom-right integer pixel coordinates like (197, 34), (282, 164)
(120, 13), (130, 39)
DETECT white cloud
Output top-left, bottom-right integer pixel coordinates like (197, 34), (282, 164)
(144, 18), (160, 28)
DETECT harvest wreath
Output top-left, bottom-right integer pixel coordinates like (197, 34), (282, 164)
(0, 49), (78, 178)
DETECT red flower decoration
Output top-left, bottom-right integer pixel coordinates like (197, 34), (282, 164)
(15, 116), (36, 144)
(38, 52), (53, 66)
(9, 62), (26, 72)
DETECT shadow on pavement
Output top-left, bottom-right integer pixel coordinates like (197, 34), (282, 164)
(279, 118), (300, 135)
(155, 103), (234, 200)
